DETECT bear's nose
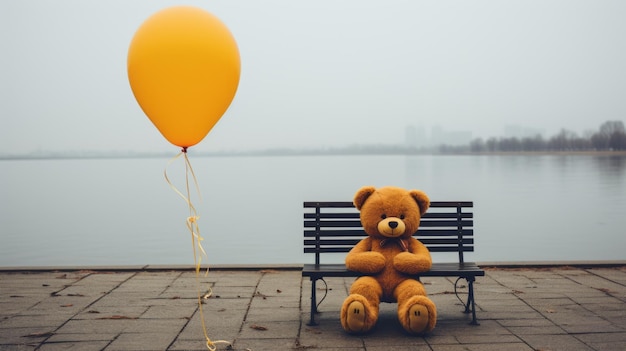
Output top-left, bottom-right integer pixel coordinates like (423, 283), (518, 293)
(388, 221), (398, 229)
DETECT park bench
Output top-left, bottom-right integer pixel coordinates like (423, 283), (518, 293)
(302, 201), (484, 326)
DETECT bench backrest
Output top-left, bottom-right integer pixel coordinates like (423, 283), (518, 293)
(304, 201), (474, 265)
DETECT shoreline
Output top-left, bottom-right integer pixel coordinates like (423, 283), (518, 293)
(2, 149), (626, 160)
(443, 150), (626, 156)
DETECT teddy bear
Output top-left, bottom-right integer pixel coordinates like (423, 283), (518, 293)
(340, 185), (437, 334)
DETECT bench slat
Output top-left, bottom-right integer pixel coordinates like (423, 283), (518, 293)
(420, 220), (473, 227)
(304, 220), (473, 228)
(304, 201), (473, 208)
(304, 246), (474, 254)
(304, 220), (362, 228)
(304, 248), (475, 253)
(303, 229), (365, 237)
(302, 262), (485, 278)
(304, 238), (474, 247)
(303, 212), (473, 220)
(422, 212), (473, 219)
(428, 201), (473, 207)
(304, 201), (353, 207)
(304, 228), (474, 240)
(304, 212), (361, 219)
(304, 247), (359, 254)
(419, 229), (474, 236)
(304, 239), (360, 245)
(420, 238), (474, 245)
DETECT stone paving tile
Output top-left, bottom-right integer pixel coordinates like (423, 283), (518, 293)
(37, 340), (111, 351)
(168, 339), (210, 351)
(54, 318), (135, 335)
(210, 271), (262, 288)
(576, 332), (626, 350)
(233, 338), (298, 351)
(497, 317), (557, 327)
(362, 328), (429, 347)
(46, 332), (118, 343)
(0, 326), (55, 346)
(203, 297), (252, 314)
(455, 334), (522, 344)
(176, 330), (239, 349)
(367, 346), (430, 351)
(478, 310), (546, 321)
(588, 267), (626, 284)
(245, 306), (300, 322)
(124, 318), (188, 334)
(519, 334), (595, 351)
(104, 331), (180, 351)
(177, 310), (243, 343)
(75, 305), (149, 320)
(140, 304), (196, 319)
(299, 319), (364, 349)
(0, 314), (69, 329)
(238, 320), (300, 339)
(430, 343), (534, 351)
(505, 325), (567, 335)
(204, 286), (256, 299)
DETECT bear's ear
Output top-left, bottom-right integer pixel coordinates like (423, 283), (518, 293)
(353, 186), (376, 210)
(410, 190), (430, 216)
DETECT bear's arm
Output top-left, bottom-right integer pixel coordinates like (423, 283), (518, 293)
(345, 237), (386, 274)
(393, 238), (432, 274)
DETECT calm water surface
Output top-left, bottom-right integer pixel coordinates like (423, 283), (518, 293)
(1, 154), (625, 266)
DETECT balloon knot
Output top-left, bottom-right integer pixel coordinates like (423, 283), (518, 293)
(181, 147), (188, 153)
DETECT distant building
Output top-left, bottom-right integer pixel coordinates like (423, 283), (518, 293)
(431, 125), (472, 146)
(406, 124), (472, 147)
(405, 125), (427, 148)
(504, 125), (544, 138)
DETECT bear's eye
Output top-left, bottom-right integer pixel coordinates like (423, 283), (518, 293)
(400, 214), (405, 220)
(381, 214), (387, 219)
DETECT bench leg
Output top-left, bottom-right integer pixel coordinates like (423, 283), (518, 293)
(307, 278), (318, 326)
(463, 277), (479, 325)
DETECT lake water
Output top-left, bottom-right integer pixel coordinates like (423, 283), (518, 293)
(1, 154), (625, 267)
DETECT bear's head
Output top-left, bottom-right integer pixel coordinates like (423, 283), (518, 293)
(353, 186), (430, 240)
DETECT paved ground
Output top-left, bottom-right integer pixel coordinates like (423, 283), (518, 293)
(1, 265), (626, 351)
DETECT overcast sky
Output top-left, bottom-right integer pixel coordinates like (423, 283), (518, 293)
(1, 0), (625, 154)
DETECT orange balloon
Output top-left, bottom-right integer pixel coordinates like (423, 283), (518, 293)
(127, 6), (240, 148)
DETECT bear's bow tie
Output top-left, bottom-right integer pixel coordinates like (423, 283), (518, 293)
(379, 238), (409, 252)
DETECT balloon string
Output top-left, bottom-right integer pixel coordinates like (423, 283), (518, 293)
(164, 149), (231, 350)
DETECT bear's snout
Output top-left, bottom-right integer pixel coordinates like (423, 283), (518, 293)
(377, 217), (406, 237)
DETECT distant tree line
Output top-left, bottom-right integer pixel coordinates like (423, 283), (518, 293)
(439, 120), (626, 153)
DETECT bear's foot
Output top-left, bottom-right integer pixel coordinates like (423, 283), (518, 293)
(399, 296), (437, 334)
(346, 301), (366, 331)
(340, 294), (378, 334)
(408, 304), (429, 333)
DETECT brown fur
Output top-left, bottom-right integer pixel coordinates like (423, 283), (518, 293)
(341, 186), (437, 334)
